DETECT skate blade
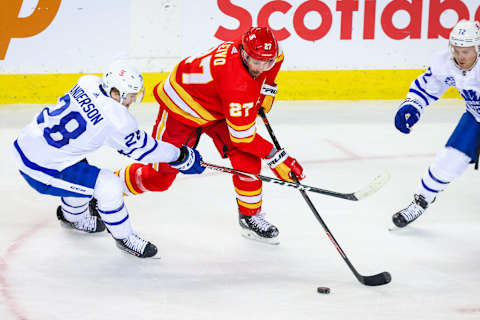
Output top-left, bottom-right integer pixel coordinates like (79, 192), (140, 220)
(118, 251), (161, 259)
(240, 230), (280, 245)
(388, 226), (404, 232)
(388, 224), (425, 235)
(388, 221), (416, 232)
(58, 221), (107, 235)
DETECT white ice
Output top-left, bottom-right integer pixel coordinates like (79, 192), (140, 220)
(0, 100), (479, 320)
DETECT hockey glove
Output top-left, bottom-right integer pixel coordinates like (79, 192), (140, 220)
(266, 149), (304, 182)
(260, 83), (277, 113)
(395, 104), (420, 134)
(169, 146), (205, 174)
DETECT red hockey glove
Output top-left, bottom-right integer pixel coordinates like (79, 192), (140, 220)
(266, 149), (304, 182)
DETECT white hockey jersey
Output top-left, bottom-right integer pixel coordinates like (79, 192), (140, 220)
(403, 50), (480, 122)
(13, 75), (180, 172)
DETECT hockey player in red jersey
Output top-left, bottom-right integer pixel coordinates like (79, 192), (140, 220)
(116, 27), (304, 244)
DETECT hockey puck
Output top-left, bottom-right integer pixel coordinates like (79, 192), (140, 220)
(317, 287), (330, 294)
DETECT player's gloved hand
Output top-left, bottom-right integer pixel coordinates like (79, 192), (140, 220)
(266, 149), (304, 182)
(260, 83), (277, 113)
(169, 146), (205, 174)
(394, 104), (421, 134)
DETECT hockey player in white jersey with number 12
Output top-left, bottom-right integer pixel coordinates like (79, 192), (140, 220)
(11, 60), (205, 258)
(393, 20), (480, 228)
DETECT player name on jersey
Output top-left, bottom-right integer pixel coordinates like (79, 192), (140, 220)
(213, 42), (233, 66)
(69, 84), (104, 125)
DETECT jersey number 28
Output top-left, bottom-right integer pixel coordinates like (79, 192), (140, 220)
(37, 94), (87, 148)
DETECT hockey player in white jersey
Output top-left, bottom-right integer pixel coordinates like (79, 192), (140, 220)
(392, 19), (480, 227)
(11, 60), (205, 257)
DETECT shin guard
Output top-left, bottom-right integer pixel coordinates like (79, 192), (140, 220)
(60, 197), (91, 222)
(234, 175), (263, 216)
(416, 147), (470, 203)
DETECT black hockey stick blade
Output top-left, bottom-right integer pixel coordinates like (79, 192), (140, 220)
(359, 271), (392, 286)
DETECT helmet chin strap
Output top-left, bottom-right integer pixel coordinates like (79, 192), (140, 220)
(118, 90), (127, 104)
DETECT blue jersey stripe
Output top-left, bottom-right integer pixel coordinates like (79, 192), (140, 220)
(14, 140), (60, 177)
(19, 171), (92, 198)
(136, 140), (158, 161)
(409, 88), (429, 105)
(415, 79), (439, 101)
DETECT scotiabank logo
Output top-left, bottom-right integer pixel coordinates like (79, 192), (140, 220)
(0, 0), (61, 60)
(215, 0), (480, 41)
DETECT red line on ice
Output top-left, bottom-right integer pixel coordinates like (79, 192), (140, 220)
(0, 219), (50, 320)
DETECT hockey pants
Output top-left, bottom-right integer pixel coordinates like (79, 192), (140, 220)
(118, 106), (263, 216)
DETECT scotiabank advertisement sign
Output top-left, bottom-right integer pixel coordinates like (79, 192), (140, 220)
(183, 0), (480, 69)
(213, 0), (480, 41)
(1, 0), (480, 73)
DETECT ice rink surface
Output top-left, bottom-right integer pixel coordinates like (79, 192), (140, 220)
(0, 100), (479, 320)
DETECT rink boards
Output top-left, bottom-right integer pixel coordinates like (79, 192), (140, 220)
(0, 70), (462, 104)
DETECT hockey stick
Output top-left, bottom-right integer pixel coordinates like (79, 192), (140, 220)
(258, 108), (391, 286)
(201, 161), (389, 201)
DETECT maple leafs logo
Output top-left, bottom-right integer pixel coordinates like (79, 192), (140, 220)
(444, 76), (456, 87)
(461, 89), (480, 112)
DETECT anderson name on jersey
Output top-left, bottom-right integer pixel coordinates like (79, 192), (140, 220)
(12, 75), (179, 179)
(404, 50), (480, 120)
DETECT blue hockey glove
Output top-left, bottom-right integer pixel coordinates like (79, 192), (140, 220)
(394, 104), (420, 134)
(169, 146), (205, 174)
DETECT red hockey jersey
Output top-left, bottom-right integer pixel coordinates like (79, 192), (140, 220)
(153, 40), (284, 159)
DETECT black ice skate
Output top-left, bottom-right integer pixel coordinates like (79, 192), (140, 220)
(114, 233), (158, 258)
(392, 194), (429, 228)
(88, 197), (99, 217)
(239, 212), (279, 245)
(56, 206), (106, 233)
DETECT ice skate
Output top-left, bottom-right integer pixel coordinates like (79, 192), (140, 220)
(392, 194), (429, 228)
(56, 206), (106, 233)
(114, 233), (158, 258)
(88, 197), (99, 218)
(239, 212), (279, 245)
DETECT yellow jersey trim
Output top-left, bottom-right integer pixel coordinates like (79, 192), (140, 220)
(237, 199), (262, 209)
(235, 186), (262, 196)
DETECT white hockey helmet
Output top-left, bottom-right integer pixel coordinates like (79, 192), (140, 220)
(102, 60), (144, 103)
(449, 19), (480, 52)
